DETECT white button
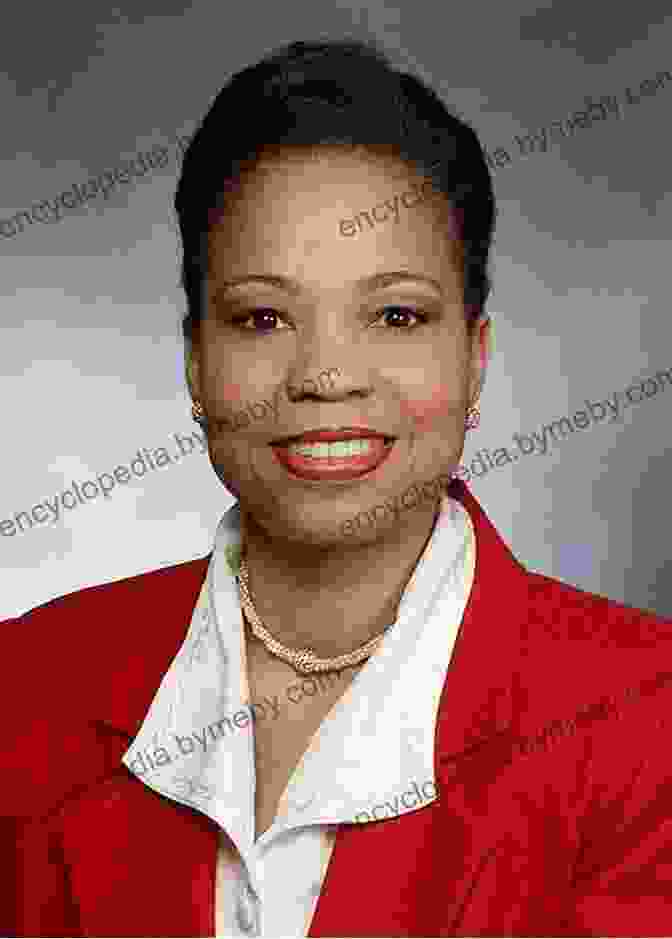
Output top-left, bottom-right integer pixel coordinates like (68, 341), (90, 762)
(236, 882), (259, 935)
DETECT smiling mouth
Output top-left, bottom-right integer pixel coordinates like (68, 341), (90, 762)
(270, 435), (397, 480)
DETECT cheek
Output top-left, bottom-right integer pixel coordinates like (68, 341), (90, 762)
(401, 386), (458, 432)
(207, 383), (245, 431)
(217, 382), (242, 402)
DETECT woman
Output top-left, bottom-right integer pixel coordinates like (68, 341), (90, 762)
(4, 37), (672, 939)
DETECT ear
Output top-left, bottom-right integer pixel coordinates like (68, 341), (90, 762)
(185, 342), (202, 402)
(467, 314), (491, 406)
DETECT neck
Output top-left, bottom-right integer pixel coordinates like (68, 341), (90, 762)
(239, 497), (442, 659)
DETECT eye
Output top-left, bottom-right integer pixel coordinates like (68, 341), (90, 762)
(371, 306), (429, 329)
(229, 304), (430, 332)
(230, 308), (289, 332)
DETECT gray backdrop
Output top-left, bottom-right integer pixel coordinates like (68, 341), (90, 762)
(2, 0), (671, 619)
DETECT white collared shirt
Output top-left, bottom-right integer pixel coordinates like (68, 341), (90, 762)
(121, 491), (476, 936)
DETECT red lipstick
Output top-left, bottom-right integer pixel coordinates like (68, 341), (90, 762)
(270, 427), (396, 481)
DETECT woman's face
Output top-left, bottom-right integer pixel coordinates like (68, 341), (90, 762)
(189, 146), (488, 546)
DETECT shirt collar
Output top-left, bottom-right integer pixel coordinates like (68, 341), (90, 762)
(121, 490), (475, 857)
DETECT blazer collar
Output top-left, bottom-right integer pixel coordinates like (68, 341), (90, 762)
(95, 479), (531, 770)
(434, 480), (532, 776)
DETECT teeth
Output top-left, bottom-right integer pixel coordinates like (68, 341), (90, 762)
(287, 438), (377, 458)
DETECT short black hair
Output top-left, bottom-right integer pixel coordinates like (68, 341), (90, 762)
(175, 38), (496, 345)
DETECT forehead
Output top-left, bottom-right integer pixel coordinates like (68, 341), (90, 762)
(206, 147), (462, 292)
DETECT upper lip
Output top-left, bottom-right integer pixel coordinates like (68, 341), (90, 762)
(270, 426), (395, 445)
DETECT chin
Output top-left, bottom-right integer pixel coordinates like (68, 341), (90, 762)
(243, 500), (358, 547)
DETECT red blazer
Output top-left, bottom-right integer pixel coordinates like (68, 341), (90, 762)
(3, 478), (672, 937)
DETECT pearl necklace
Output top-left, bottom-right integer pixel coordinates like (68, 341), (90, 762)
(236, 554), (392, 675)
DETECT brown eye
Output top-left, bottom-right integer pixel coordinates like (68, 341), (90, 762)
(374, 306), (429, 329)
(231, 308), (285, 332)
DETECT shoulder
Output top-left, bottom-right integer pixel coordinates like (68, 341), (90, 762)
(523, 567), (672, 642)
(512, 567), (672, 731)
(441, 563), (672, 781)
(0, 557), (211, 818)
(4, 554), (211, 654)
(2, 555), (211, 687)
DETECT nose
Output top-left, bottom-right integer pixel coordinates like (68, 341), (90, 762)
(285, 367), (371, 402)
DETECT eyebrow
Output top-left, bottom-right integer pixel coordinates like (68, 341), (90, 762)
(211, 271), (444, 299)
